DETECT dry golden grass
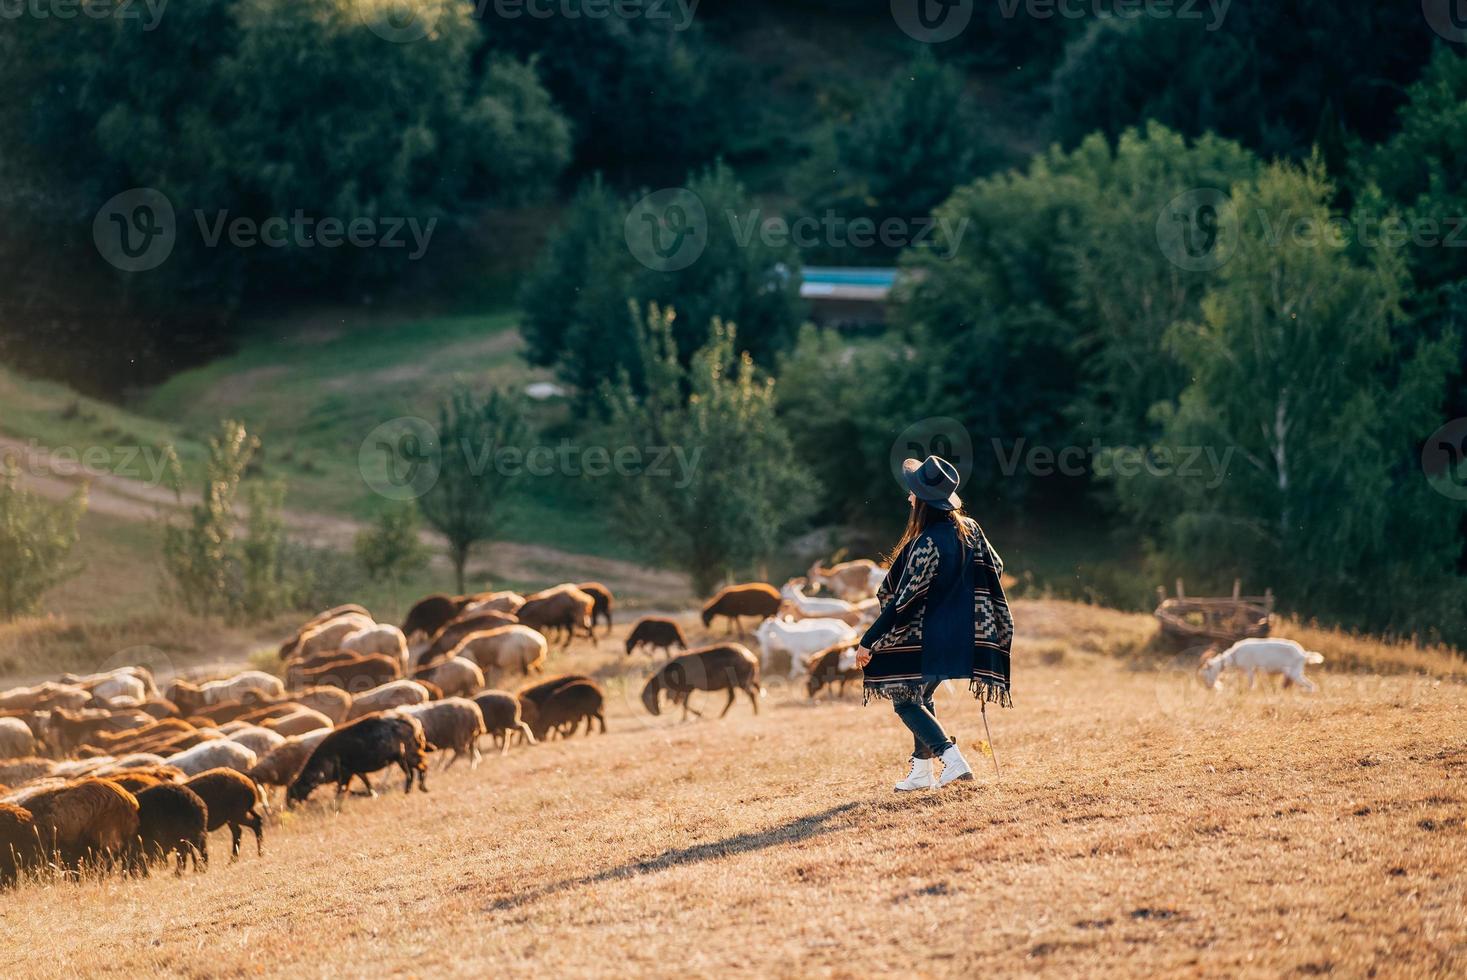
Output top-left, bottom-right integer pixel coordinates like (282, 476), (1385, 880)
(1, 601), (1463, 978)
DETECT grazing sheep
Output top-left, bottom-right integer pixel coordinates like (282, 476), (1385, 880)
(234, 702), (314, 726)
(417, 679), (445, 701)
(290, 613), (377, 661)
(47, 708), (155, 754)
(0, 717), (35, 760)
(98, 765), (185, 795)
(460, 590), (525, 617)
(278, 604), (373, 658)
(780, 579), (864, 626)
(94, 755), (175, 775)
(576, 582), (614, 637)
(518, 673), (593, 706)
(412, 656), (485, 699)
(340, 624), (411, 670)
(641, 645), (761, 721)
(700, 583), (782, 634)
(167, 672), (285, 713)
(61, 665), (158, 697)
(807, 558), (885, 601)
(287, 715), (428, 807)
(421, 611), (521, 665)
(85, 718), (195, 756)
(185, 768), (266, 861)
(395, 698), (487, 770)
(448, 626), (548, 678)
(0, 801), (41, 887)
(163, 740), (258, 778)
(516, 585), (596, 647)
(401, 594), (469, 641)
(346, 680), (432, 721)
(753, 617), (859, 680)
(0, 682), (90, 712)
(261, 707), (334, 738)
(472, 690), (536, 754)
(187, 695), (279, 726)
(248, 730), (333, 803)
(516, 697), (540, 745)
(527, 679), (606, 740)
(1201, 638), (1325, 692)
(134, 783), (209, 875)
(290, 686), (352, 725)
(294, 652), (402, 694)
(25, 778), (141, 875)
(134, 698), (182, 720)
(0, 758), (58, 786)
(625, 617), (688, 658)
(805, 643), (862, 699)
(227, 726), (286, 757)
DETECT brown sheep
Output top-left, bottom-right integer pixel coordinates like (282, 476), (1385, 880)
(700, 583), (782, 634)
(184, 695), (278, 726)
(261, 707), (334, 738)
(234, 702), (315, 726)
(401, 593), (469, 641)
(289, 687), (352, 725)
(576, 582), (615, 637)
(247, 730), (332, 804)
(0, 802), (41, 888)
(805, 642), (863, 699)
(641, 644), (761, 720)
(134, 783), (209, 875)
(460, 590), (525, 616)
(412, 656), (485, 699)
(287, 613), (377, 662)
(0, 758), (57, 786)
(166, 672), (285, 714)
(47, 708), (155, 754)
(0, 682), (89, 712)
(516, 585), (595, 647)
(133, 698), (182, 720)
(100, 766), (184, 794)
(24, 778), (141, 875)
(294, 652), (402, 694)
(472, 690), (536, 755)
(278, 604), (372, 657)
(345, 681), (431, 721)
(527, 679), (605, 740)
(625, 617), (688, 658)
(416, 679), (445, 701)
(516, 697), (540, 745)
(84, 718), (195, 756)
(421, 611), (520, 664)
(185, 768), (266, 861)
(447, 626), (548, 678)
(395, 698), (487, 770)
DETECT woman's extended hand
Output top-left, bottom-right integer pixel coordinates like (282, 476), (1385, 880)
(855, 645), (872, 669)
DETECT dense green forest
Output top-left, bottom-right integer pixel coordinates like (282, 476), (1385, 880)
(0, 0), (1463, 641)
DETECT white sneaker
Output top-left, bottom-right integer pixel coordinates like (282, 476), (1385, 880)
(937, 744), (973, 786)
(894, 756), (936, 792)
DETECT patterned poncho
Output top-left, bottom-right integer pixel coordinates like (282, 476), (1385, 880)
(861, 517), (1013, 707)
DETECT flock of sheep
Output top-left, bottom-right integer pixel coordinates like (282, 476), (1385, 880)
(0, 565), (890, 890)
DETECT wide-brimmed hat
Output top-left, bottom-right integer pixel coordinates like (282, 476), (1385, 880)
(901, 455), (961, 511)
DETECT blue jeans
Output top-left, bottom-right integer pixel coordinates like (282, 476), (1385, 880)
(893, 681), (953, 760)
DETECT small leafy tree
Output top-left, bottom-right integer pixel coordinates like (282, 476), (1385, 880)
(161, 420), (259, 618)
(415, 388), (527, 594)
(0, 458), (87, 620)
(602, 304), (816, 595)
(241, 479), (289, 619)
(355, 506), (430, 618)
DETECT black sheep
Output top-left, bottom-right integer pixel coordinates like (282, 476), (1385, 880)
(287, 715), (429, 807)
(624, 617), (688, 659)
(401, 594), (468, 641)
(134, 783), (209, 875)
(641, 644), (761, 720)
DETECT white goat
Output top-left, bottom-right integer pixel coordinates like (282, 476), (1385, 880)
(780, 580), (863, 625)
(754, 617), (859, 679)
(807, 559), (885, 601)
(1201, 638), (1324, 692)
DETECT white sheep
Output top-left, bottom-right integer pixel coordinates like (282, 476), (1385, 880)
(228, 725), (287, 757)
(414, 656), (486, 699)
(295, 613), (377, 659)
(169, 670), (285, 711)
(0, 717), (36, 760)
(340, 624), (411, 671)
(1201, 638), (1325, 692)
(164, 739), (258, 777)
(754, 617), (859, 680)
(346, 680), (431, 720)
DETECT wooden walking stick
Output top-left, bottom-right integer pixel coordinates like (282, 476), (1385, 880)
(980, 700), (1001, 781)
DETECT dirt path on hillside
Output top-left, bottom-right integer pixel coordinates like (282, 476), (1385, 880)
(0, 434), (692, 603)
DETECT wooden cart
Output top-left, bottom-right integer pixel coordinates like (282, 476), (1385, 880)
(1154, 579), (1273, 647)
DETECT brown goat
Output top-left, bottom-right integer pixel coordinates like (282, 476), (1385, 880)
(516, 585), (595, 648)
(576, 582), (614, 637)
(186, 768), (266, 861)
(700, 583), (782, 634)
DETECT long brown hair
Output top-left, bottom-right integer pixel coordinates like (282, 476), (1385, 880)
(888, 496), (978, 564)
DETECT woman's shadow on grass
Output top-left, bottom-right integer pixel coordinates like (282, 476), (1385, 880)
(486, 802), (861, 912)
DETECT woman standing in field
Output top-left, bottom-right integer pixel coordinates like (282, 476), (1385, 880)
(855, 455), (1013, 791)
